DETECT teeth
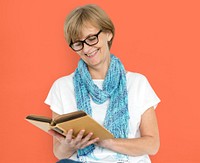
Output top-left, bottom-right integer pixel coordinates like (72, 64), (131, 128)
(86, 50), (98, 57)
(86, 53), (94, 57)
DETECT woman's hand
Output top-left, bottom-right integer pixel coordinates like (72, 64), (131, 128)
(49, 129), (99, 159)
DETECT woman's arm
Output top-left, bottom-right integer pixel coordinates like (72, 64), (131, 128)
(96, 107), (160, 156)
(49, 111), (99, 159)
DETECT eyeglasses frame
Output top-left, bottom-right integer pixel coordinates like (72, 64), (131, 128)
(69, 30), (102, 51)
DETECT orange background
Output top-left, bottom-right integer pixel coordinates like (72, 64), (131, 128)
(1, 0), (200, 162)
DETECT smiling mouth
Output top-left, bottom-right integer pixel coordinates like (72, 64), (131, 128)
(85, 49), (99, 57)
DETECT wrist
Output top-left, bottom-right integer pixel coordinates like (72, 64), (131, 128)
(55, 142), (76, 159)
(98, 138), (114, 149)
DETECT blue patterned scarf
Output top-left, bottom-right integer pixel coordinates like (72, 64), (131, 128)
(73, 54), (129, 157)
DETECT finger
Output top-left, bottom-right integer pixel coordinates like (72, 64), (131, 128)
(69, 130), (85, 148)
(48, 129), (65, 141)
(80, 132), (93, 144)
(65, 129), (73, 143)
(74, 130), (85, 142)
(80, 137), (99, 149)
(78, 132), (94, 149)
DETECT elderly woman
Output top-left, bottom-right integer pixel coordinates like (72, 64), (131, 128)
(45, 4), (160, 163)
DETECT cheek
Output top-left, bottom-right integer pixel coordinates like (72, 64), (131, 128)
(99, 38), (110, 50)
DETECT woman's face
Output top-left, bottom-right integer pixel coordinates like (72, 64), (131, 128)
(75, 24), (113, 70)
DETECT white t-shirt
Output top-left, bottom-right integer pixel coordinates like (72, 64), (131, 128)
(45, 72), (160, 163)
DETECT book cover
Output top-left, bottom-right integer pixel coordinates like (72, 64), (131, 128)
(26, 110), (114, 140)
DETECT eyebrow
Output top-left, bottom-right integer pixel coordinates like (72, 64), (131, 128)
(78, 31), (99, 41)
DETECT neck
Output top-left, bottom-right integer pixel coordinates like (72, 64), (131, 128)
(88, 66), (108, 79)
(88, 58), (110, 79)
(87, 53), (111, 79)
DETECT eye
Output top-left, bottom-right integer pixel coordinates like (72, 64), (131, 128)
(86, 36), (97, 43)
(73, 41), (82, 47)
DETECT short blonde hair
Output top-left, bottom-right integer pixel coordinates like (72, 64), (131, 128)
(64, 4), (115, 49)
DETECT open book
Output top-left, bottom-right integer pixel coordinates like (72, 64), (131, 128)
(26, 110), (114, 140)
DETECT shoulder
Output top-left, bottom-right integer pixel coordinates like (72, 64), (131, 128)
(48, 73), (75, 93)
(45, 72), (76, 115)
(53, 72), (74, 87)
(126, 71), (160, 111)
(126, 71), (148, 86)
(126, 71), (151, 97)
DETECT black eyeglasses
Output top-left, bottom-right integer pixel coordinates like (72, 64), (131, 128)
(70, 30), (102, 51)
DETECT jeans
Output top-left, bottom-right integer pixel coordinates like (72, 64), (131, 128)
(56, 159), (82, 163)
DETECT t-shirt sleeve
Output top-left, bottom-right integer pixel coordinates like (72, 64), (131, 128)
(44, 80), (64, 115)
(136, 75), (161, 115)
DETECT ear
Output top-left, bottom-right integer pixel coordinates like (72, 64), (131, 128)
(107, 31), (113, 42)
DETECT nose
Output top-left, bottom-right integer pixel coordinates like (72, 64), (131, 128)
(82, 42), (93, 54)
